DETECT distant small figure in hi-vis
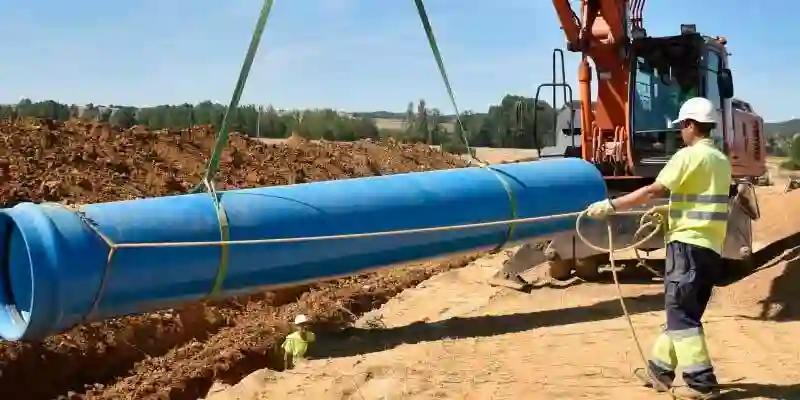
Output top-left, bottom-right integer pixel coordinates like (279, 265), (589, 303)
(282, 314), (315, 370)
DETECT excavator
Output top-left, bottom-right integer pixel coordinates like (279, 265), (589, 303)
(492, 0), (768, 288)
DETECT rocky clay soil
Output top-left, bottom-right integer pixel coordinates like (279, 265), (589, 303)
(0, 118), (474, 399)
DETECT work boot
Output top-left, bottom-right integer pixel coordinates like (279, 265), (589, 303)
(633, 368), (672, 392)
(670, 386), (721, 400)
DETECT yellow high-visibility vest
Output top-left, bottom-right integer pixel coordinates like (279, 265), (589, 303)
(656, 138), (732, 254)
(282, 331), (315, 362)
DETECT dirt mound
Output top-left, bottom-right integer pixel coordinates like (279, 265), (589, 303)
(0, 118), (467, 206)
(0, 118), (471, 399)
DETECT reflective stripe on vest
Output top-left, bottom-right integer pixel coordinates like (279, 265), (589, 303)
(670, 194), (728, 203)
(669, 193), (728, 221)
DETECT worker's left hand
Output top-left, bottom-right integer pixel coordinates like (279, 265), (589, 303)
(585, 199), (615, 219)
(651, 204), (668, 216)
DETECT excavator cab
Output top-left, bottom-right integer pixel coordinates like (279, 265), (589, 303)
(532, 29), (738, 180)
(629, 29), (761, 182)
(629, 31), (705, 176)
(629, 31), (736, 177)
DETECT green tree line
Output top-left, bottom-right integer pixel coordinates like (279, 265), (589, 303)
(781, 134), (800, 170)
(2, 97), (794, 161)
(0, 96), (564, 153)
(766, 135), (796, 159)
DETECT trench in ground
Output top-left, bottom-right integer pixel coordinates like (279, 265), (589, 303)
(0, 283), (311, 399)
(0, 253), (481, 400)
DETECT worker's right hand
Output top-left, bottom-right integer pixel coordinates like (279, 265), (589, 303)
(585, 199), (615, 219)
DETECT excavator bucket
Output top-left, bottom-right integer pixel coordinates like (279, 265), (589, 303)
(487, 242), (550, 290)
(489, 183), (761, 290)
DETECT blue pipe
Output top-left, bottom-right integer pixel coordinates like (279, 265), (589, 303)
(0, 158), (606, 341)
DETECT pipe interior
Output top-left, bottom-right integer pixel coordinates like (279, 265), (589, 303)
(0, 213), (32, 340)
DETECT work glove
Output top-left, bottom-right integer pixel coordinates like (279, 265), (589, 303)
(585, 199), (615, 219)
(638, 205), (668, 229)
(651, 204), (668, 216)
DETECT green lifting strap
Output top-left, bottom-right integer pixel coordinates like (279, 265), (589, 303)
(412, 0), (518, 251)
(194, 0), (274, 297)
(412, 0), (473, 154)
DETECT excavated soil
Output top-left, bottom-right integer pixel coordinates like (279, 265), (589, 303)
(0, 119), (465, 206)
(0, 118), (472, 399)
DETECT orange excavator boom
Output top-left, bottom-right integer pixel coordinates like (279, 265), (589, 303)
(552, 0), (630, 171)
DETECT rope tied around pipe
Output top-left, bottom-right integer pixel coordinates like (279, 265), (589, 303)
(51, 200), (664, 331)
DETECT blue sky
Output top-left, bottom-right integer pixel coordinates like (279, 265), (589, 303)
(0, 0), (795, 121)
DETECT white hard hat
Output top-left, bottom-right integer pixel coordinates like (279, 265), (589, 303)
(671, 97), (718, 126)
(294, 314), (309, 325)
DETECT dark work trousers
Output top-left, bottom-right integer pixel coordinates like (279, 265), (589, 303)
(648, 241), (721, 392)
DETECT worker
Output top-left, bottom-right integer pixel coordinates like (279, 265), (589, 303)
(586, 97), (731, 399)
(282, 314), (316, 370)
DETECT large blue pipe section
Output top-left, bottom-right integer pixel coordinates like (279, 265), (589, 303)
(0, 158), (606, 341)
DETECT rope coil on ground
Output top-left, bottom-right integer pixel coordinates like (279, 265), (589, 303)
(60, 206), (656, 247)
(577, 209), (680, 397)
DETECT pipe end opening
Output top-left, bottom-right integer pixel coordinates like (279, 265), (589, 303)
(0, 212), (33, 340)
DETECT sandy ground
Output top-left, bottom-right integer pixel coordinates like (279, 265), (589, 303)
(207, 177), (800, 400)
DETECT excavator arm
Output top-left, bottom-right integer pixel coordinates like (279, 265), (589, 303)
(552, 0), (629, 52)
(551, 0), (638, 173)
